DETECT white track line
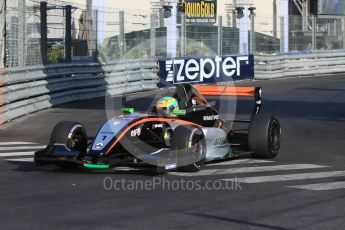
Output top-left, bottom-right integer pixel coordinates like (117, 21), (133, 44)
(170, 164), (329, 177)
(113, 167), (140, 171)
(205, 159), (273, 167)
(5, 158), (34, 162)
(0, 152), (35, 157)
(286, 182), (345, 191)
(0, 146), (45, 151)
(0, 142), (37, 146)
(223, 171), (345, 184)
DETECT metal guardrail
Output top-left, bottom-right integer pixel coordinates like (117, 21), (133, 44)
(2, 51), (345, 126)
(0, 59), (159, 125)
(255, 50), (345, 80)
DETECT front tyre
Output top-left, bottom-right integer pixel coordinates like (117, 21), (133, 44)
(171, 125), (206, 172)
(249, 114), (281, 159)
(50, 121), (88, 169)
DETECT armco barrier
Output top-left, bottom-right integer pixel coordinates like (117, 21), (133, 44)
(0, 59), (159, 125)
(2, 51), (345, 125)
(255, 50), (345, 79)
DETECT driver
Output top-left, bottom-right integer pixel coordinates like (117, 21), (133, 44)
(155, 97), (179, 115)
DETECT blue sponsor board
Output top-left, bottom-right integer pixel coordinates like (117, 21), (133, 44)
(158, 55), (254, 87)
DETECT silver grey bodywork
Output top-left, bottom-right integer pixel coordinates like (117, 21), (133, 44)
(167, 122), (231, 162)
(201, 128), (231, 162)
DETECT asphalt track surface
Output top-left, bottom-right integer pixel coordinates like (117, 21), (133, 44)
(1, 75), (345, 230)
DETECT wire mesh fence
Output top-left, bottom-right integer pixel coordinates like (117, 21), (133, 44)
(5, 0), (94, 67)
(289, 15), (345, 52)
(2, 0), (345, 68)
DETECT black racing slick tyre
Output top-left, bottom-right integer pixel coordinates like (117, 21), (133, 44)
(171, 125), (206, 172)
(50, 121), (88, 168)
(248, 114), (281, 159)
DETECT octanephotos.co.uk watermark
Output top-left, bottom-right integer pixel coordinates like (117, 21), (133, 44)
(103, 177), (243, 191)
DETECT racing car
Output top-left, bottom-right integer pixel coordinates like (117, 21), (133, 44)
(34, 83), (281, 172)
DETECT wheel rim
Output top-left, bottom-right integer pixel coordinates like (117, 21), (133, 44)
(269, 120), (280, 153)
(67, 129), (86, 151)
(191, 134), (204, 165)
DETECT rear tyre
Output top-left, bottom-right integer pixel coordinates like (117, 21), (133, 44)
(249, 114), (281, 159)
(50, 121), (88, 169)
(171, 125), (206, 172)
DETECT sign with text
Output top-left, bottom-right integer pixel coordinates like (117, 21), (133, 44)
(184, 0), (217, 24)
(158, 55), (254, 87)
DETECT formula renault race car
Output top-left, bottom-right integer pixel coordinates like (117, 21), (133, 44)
(34, 84), (281, 172)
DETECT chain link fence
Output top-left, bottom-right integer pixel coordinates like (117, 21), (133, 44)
(289, 15), (345, 52)
(1, 0), (345, 67)
(4, 0), (95, 67)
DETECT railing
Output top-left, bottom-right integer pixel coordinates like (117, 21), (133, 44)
(0, 59), (158, 125)
(255, 50), (345, 79)
(2, 51), (345, 126)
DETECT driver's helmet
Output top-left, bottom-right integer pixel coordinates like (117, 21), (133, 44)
(156, 96), (179, 115)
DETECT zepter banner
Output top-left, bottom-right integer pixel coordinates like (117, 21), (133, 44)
(157, 55), (254, 87)
(184, 0), (217, 24)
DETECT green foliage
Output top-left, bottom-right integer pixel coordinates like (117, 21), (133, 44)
(186, 39), (215, 56)
(98, 35), (215, 62)
(98, 37), (150, 62)
(98, 38), (121, 62)
(48, 45), (65, 64)
(125, 42), (150, 59)
(98, 38), (110, 62)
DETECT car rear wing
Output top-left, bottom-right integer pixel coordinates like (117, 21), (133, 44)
(194, 85), (262, 116)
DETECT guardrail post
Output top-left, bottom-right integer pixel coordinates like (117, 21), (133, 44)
(65, 5), (72, 63)
(150, 13), (156, 58)
(311, 16), (316, 51)
(119, 11), (125, 60)
(232, 3), (236, 28)
(159, 0), (165, 27)
(280, 0), (289, 53)
(0, 0), (5, 68)
(92, 9), (98, 62)
(239, 6), (249, 55)
(273, 0), (277, 38)
(40, 1), (48, 65)
(342, 17), (345, 49)
(167, 3), (177, 58)
(250, 12), (255, 54)
(18, 0), (26, 67)
(218, 16), (222, 56)
(181, 12), (186, 57)
(280, 16), (284, 53)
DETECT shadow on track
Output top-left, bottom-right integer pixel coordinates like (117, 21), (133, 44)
(186, 213), (292, 230)
(5, 161), (163, 176)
